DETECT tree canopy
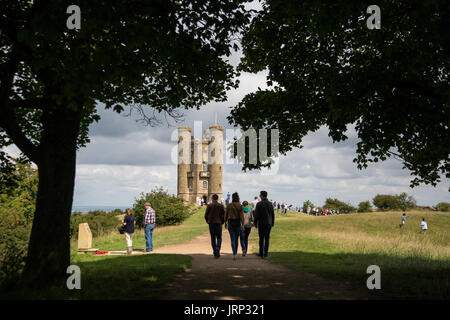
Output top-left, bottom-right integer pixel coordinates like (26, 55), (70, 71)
(0, 0), (251, 285)
(228, 0), (449, 189)
(372, 193), (416, 211)
(1, 0), (251, 161)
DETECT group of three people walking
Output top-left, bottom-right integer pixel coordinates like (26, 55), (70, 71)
(205, 190), (275, 260)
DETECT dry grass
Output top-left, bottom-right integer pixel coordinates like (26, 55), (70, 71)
(262, 209), (450, 299)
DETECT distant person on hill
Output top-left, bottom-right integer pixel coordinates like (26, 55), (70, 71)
(204, 194), (225, 259)
(277, 203), (280, 212)
(225, 192), (244, 260)
(420, 218), (428, 234)
(399, 213), (409, 228)
(240, 201), (254, 256)
(123, 208), (136, 254)
(252, 196), (259, 209)
(144, 202), (156, 252)
(254, 190), (275, 258)
(281, 203), (285, 214)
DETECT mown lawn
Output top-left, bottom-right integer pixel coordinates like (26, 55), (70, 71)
(253, 210), (450, 299)
(3, 207), (209, 300)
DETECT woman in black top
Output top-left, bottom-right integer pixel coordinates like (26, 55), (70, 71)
(123, 208), (136, 254)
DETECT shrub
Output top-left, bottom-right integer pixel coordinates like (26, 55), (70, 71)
(436, 202), (450, 212)
(133, 186), (189, 228)
(302, 200), (314, 212)
(372, 193), (416, 211)
(396, 192), (417, 211)
(0, 195), (33, 288)
(70, 210), (122, 238)
(323, 198), (356, 212)
(372, 194), (401, 211)
(0, 161), (36, 288)
(358, 201), (373, 212)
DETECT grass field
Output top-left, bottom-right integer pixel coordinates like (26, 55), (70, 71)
(256, 209), (450, 299)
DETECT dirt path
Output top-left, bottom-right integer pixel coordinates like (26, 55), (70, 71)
(153, 229), (369, 300)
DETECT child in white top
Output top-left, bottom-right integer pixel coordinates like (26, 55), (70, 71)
(420, 218), (428, 233)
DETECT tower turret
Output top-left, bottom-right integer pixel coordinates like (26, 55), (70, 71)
(177, 126), (191, 203)
(208, 125), (223, 202)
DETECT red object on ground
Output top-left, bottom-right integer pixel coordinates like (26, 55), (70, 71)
(94, 251), (109, 255)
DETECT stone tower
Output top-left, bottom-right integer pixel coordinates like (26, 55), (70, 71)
(177, 125), (223, 205)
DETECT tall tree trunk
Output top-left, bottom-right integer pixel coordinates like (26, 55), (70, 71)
(22, 107), (81, 287)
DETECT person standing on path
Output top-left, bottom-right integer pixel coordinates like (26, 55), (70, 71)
(144, 202), (156, 252)
(240, 201), (254, 257)
(254, 190), (275, 258)
(123, 208), (136, 254)
(225, 192), (244, 260)
(251, 196), (259, 209)
(204, 194), (225, 259)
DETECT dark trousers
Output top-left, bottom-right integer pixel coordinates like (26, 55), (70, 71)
(239, 227), (252, 253)
(228, 224), (241, 255)
(258, 225), (272, 256)
(209, 224), (222, 255)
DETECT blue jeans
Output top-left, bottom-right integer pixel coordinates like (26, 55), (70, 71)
(145, 223), (154, 251)
(239, 227), (251, 253)
(209, 224), (222, 254)
(228, 224), (241, 255)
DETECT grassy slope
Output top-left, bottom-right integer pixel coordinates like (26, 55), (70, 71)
(6, 207), (449, 299)
(253, 210), (450, 299)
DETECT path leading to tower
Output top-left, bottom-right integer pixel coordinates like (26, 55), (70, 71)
(152, 229), (370, 300)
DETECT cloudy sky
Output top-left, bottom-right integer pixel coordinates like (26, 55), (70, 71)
(4, 60), (448, 208)
(70, 61), (449, 208)
(4, 1), (449, 209)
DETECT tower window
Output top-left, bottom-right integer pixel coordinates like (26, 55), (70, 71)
(188, 178), (193, 189)
(202, 162), (208, 172)
(203, 181), (207, 189)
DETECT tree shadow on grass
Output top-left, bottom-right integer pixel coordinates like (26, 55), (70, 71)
(268, 250), (450, 300)
(1, 254), (191, 300)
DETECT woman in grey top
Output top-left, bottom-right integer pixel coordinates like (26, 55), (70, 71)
(240, 201), (254, 256)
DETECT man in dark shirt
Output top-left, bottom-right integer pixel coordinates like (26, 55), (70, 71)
(204, 194), (225, 258)
(254, 190), (275, 258)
